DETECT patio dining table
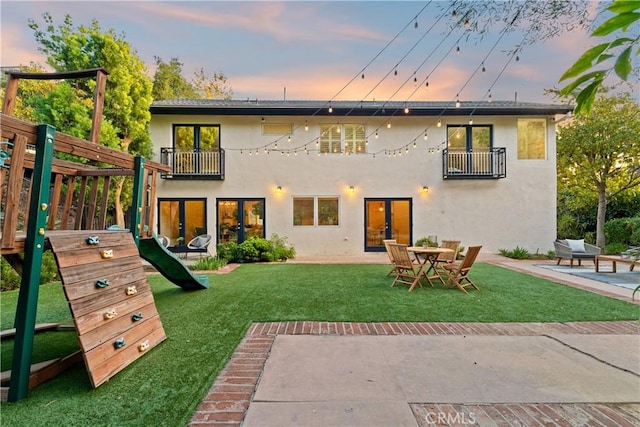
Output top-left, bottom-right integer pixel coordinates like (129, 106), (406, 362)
(407, 246), (454, 286)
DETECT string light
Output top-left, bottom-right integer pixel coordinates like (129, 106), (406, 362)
(328, 104), (333, 113)
(469, 118), (473, 125)
(456, 96), (461, 108)
(387, 121), (391, 129)
(404, 106), (409, 114)
(437, 119), (442, 128)
(304, 121), (308, 131)
(423, 131), (428, 140)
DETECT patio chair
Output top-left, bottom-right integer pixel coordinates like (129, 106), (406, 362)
(158, 235), (170, 248)
(442, 245), (482, 294)
(186, 234), (212, 259)
(387, 243), (423, 292)
(554, 239), (601, 268)
(383, 239), (397, 277)
(433, 239), (461, 272)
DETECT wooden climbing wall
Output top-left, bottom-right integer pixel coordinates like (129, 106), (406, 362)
(48, 230), (166, 388)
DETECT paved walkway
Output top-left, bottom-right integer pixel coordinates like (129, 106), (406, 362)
(189, 255), (640, 426)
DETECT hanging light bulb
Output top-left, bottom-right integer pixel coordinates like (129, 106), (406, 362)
(482, 64), (486, 73)
(361, 73), (365, 79)
(464, 19), (470, 28)
(287, 135), (291, 142)
(425, 81), (429, 87)
(437, 119), (442, 128)
(488, 93), (493, 103)
(452, 10), (458, 17)
(456, 96), (461, 108)
(413, 140), (417, 148)
(328, 104), (333, 113)
(456, 46), (460, 54)
(515, 55), (520, 61)
(414, 20), (418, 29)
(240, 149), (244, 155)
(274, 142), (278, 149)
(387, 121), (391, 129)
(404, 106), (409, 114)
(469, 118), (473, 125)
(394, 69), (398, 76)
(336, 123), (341, 133)
(423, 131), (428, 140)
(304, 121), (308, 131)
(375, 131), (379, 139)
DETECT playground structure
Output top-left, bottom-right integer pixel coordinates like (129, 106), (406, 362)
(0, 68), (207, 402)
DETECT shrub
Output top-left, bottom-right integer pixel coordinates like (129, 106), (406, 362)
(1, 251), (59, 291)
(415, 236), (437, 247)
(215, 242), (240, 262)
(604, 218), (632, 245)
(499, 246), (530, 259)
(269, 233), (296, 261)
(604, 242), (628, 255)
(215, 234), (295, 263)
(191, 256), (228, 271)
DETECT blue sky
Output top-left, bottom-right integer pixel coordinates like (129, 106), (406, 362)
(0, 1), (608, 103)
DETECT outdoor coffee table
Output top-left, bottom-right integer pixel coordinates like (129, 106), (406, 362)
(595, 255), (639, 273)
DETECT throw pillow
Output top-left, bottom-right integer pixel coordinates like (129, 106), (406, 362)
(566, 239), (586, 253)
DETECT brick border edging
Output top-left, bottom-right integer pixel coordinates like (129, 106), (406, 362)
(189, 320), (639, 426)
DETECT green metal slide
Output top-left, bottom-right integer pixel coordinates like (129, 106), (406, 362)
(138, 234), (209, 290)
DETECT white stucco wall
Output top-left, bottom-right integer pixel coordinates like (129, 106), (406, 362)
(150, 113), (558, 256)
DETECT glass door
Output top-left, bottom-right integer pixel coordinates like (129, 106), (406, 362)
(364, 198), (412, 252)
(158, 198), (207, 248)
(217, 198), (265, 244)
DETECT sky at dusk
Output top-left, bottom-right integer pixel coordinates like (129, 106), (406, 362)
(0, 1), (623, 104)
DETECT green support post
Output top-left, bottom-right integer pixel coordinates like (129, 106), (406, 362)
(8, 124), (55, 402)
(129, 156), (145, 246)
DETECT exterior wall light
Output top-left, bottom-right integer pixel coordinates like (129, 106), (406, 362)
(422, 186), (429, 193)
(276, 186), (282, 193)
(349, 186), (355, 193)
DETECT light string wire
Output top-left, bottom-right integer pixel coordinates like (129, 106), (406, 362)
(371, 6), (525, 158)
(235, 1), (433, 155)
(274, 2), (458, 158)
(237, 4), (529, 159)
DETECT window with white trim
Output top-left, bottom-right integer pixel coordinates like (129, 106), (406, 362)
(319, 124), (366, 154)
(517, 118), (547, 160)
(293, 196), (340, 226)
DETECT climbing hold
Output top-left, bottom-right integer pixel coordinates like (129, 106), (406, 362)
(113, 338), (126, 349)
(138, 340), (150, 352)
(131, 312), (143, 322)
(125, 286), (137, 296)
(103, 309), (117, 320)
(86, 236), (100, 245)
(95, 278), (109, 288)
(100, 249), (114, 259)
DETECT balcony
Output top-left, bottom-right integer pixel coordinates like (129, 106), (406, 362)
(442, 147), (506, 179)
(160, 148), (225, 180)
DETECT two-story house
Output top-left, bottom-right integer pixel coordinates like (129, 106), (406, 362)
(149, 100), (572, 256)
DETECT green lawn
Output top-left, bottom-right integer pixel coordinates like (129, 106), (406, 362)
(1, 263), (638, 426)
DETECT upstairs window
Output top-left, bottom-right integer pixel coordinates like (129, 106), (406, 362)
(319, 124), (366, 154)
(517, 118), (547, 160)
(174, 124), (220, 151)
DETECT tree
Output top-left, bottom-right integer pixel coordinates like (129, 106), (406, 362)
(557, 93), (640, 248)
(559, 0), (640, 114)
(151, 57), (197, 100)
(28, 13), (154, 225)
(152, 57), (233, 100)
(0, 63), (57, 122)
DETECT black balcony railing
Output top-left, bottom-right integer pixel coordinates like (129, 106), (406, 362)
(160, 148), (225, 180)
(442, 147), (506, 179)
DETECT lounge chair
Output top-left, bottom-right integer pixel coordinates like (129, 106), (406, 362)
(554, 239), (601, 268)
(186, 234), (212, 259)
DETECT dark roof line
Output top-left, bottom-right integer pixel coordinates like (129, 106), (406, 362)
(150, 99), (573, 117)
